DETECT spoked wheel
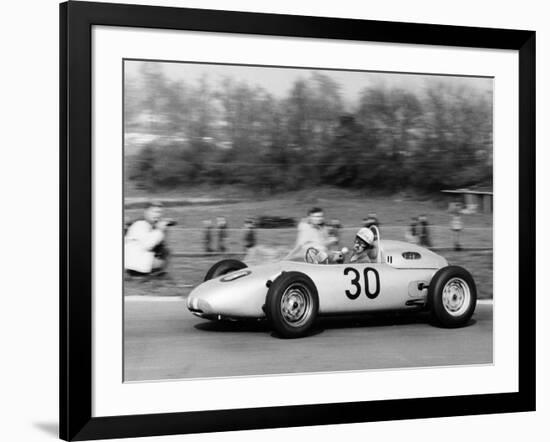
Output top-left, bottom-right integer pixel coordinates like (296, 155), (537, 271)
(280, 283), (314, 327)
(428, 266), (477, 328)
(442, 278), (472, 317)
(265, 272), (319, 338)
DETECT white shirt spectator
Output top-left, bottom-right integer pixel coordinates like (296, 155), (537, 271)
(296, 219), (332, 251)
(286, 218), (335, 260)
(451, 215), (463, 231)
(124, 220), (164, 273)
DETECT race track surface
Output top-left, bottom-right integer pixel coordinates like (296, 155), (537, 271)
(124, 297), (493, 382)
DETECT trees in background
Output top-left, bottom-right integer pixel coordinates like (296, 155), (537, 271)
(125, 65), (493, 194)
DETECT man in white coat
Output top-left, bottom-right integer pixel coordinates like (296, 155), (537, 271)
(125, 201), (171, 274)
(286, 207), (337, 260)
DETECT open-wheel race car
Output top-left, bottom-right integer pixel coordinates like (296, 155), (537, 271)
(187, 227), (477, 338)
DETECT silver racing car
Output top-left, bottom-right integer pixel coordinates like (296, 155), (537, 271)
(187, 228), (477, 338)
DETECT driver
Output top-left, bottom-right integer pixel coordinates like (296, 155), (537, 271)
(349, 227), (378, 263)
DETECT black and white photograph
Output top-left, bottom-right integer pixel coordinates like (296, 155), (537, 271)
(1, 0), (543, 440)
(123, 59), (494, 382)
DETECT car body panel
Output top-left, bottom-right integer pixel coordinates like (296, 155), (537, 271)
(187, 262), (280, 318)
(379, 240), (447, 269)
(309, 262), (439, 313)
(187, 240), (448, 319)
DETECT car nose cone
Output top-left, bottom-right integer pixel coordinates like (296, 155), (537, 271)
(187, 295), (212, 314)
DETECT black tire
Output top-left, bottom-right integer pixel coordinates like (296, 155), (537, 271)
(204, 259), (247, 282)
(265, 271), (319, 338)
(428, 265), (477, 328)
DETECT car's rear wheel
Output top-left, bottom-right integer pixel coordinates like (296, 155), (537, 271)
(265, 271), (319, 338)
(204, 259), (247, 282)
(428, 266), (477, 328)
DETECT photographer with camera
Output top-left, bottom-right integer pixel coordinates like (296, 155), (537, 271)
(124, 201), (176, 276)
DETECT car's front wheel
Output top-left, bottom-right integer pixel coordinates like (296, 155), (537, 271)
(428, 266), (477, 328)
(265, 271), (319, 338)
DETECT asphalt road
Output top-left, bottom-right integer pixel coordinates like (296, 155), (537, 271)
(124, 297), (493, 382)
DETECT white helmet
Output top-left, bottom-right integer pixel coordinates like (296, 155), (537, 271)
(356, 227), (375, 245)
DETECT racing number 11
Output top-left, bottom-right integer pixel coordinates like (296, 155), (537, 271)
(344, 267), (380, 300)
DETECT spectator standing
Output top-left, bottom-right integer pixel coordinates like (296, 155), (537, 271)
(286, 207), (336, 259)
(202, 219), (213, 253)
(363, 213), (380, 241)
(362, 213), (379, 229)
(217, 216), (228, 253)
(451, 212), (464, 251)
(243, 218), (257, 250)
(405, 216), (419, 244)
(418, 214), (432, 248)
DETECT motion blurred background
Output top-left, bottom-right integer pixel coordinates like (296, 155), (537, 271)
(123, 60), (493, 298)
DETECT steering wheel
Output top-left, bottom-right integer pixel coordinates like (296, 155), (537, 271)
(305, 247), (321, 264)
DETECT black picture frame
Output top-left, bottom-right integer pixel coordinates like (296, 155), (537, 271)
(60, 1), (536, 440)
